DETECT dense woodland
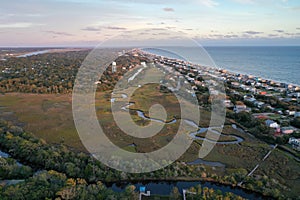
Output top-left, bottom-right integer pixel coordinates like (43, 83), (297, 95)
(0, 50), (147, 94)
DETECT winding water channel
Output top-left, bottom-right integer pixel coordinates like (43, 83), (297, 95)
(107, 180), (263, 199)
(120, 101), (244, 145)
(16, 50), (50, 58)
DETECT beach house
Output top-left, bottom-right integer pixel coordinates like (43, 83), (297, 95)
(112, 62), (117, 73)
(234, 101), (249, 113)
(223, 99), (234, 108)
(281, 127), (294, 135)
(254, 101), (265, 108)
(285, 110), (296, 116)
(288, 137), (300, 151)
(231, 82), (240, 88)
(244, 94), (256, 102)
(265, 119), (279, 128)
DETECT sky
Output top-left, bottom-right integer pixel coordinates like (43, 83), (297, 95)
(0, 0), (300, 46)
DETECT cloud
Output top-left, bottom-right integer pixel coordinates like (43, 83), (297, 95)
(152, 32), (171, 36)
(81, 26), (101, 31)
(163, 26), (176, 29)
(268, 34), (279, 37)
(231, 0), (255, 4)
(273, 29), (284, 33)
(82, 26), (126, 32)
(284, 32), (295, 36)
(199, 0), (219, 7)
(44, 31), (74, 36)
(109, 0), (218, 7)
(109, 0), (165, 4)
(224, 34), (239, 38)
(243, 31), (263, 35)
(105, 26), (127, 30)
(290, 6), (300, 10)
(210, 34), (223, 37)
(163, 7), (174, 12)
(209, 33), (240, 39)
(0, 22), (37, 28)
(150, 28), (167, 31)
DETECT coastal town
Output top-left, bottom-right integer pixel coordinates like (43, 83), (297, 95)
(128, 48), (300, 153)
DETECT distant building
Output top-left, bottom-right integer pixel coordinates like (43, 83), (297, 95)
(231, 82), (240, 88)
(254, 101), (265, 108)
(223, 99), (233, 108)
(254, 114), (268, 120)
(288, 137), (300, 151)
(281, 127), (294, 135)
(141, 62), (147, 67)
(112, 62), (117, 73)
(289, 137), (300, 145)
(259, 91), (267, 95)
(265, 119), (279, 128)
(234, 101), (249, 113)
(285, 110), (296, 116)
(275, 109), (283, 115)
(244, 94), (256, 102)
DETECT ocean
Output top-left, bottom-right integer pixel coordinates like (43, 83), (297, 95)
(142, 46), (300, 86)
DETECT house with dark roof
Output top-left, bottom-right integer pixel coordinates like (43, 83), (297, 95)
(265, 119), (279, 128)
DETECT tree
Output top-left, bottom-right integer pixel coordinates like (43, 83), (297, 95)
(291, 117), (300, 128)
(170, 187), (181, 200)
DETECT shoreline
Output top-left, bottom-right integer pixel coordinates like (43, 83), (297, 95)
(140, 48), (300, 88)
(213, 66), (300, 88)
(2, 46), (299, 87)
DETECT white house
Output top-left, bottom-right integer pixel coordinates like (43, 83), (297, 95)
(285, 110), (296, 116)
(254, 101), (265, 108)
(289, 137), (300, 145)
(289, 137), (300, 151)
(231, 82), (240, 88)
(141, 62), (147, 67)
(112, 62), (117, 73)
(244, 94), (256, 102)
(234, 101), (249, 113)
(223, 99), (233, 108)
(265, 119), (279, 128)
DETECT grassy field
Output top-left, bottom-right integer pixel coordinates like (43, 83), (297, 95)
(0, 93), (85, 151)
